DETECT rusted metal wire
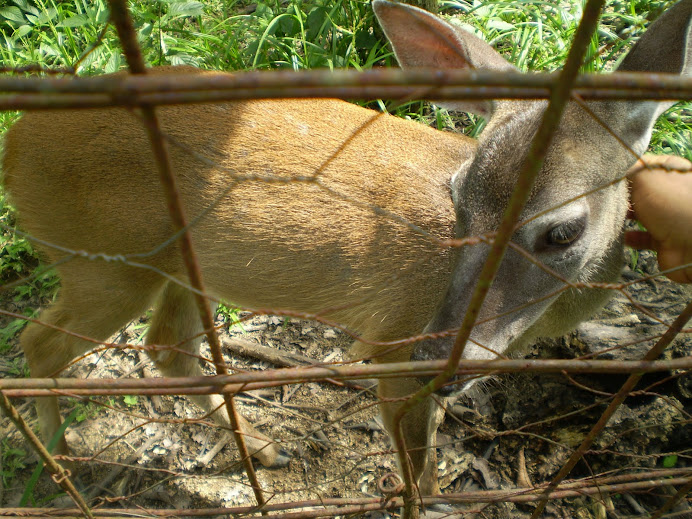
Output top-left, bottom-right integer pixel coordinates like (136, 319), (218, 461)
(3, 70), (692, 111)
(0, 470), (688, 517)
(1, 1), (689, 516)
(0, 356), (690, 396)
(107, 0), (265, 509)
(649, 477), (692, 519)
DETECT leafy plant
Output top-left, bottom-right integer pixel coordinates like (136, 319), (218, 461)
(0, 314), (30, 353)
(0, 231), (35, 278)
(0, 189), (60, 307)
(129, 310), (153, 343)
(628, 247), (641, 272)
(0, 439), (26, 488)
(240, 0), (385, 70)
(6, 357), (30, 377)
(662, 454), (678, 468)
(650, 105), (692, 159)
(1, 0), (113, 73)
(0, 192), (37, 277)
(123, 394), (138, 406)
(73, 400), (102, 423)
(19, 408), (78, 507)
(217, 301), (242, 330)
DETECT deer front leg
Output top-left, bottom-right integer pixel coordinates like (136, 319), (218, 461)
(146, 281), (291, 468)
(378, 376), (445, 498)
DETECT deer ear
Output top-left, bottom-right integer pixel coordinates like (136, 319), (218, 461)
(617, 0), (692, 76)
(592, 0), (692, 156)
(373, 0), (515, 119)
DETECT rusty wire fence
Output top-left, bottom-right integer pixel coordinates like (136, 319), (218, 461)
(0, 0), (691, 517)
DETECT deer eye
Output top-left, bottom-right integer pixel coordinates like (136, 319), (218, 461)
(546, 218), (585, 247)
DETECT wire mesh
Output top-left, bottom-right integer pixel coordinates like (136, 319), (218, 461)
(0, 1), (690, 518)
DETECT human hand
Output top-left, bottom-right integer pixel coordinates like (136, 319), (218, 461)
(626, 154), (692, 283)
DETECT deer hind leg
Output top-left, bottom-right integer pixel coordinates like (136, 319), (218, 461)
(378, 376), (445, 498)
(146, 281), (290, 468)
(20, 263), (165, 457)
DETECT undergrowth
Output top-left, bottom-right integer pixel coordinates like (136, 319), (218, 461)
(0, 0), (688, 363)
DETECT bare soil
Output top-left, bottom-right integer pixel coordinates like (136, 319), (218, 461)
(0, 249), (690, 518)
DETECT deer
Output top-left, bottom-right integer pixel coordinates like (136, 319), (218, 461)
(3, 0), (692, 511)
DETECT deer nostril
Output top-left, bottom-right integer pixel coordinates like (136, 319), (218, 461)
(416, 373), (463, 396)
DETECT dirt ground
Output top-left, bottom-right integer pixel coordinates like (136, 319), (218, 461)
(0, 248), (690, 518)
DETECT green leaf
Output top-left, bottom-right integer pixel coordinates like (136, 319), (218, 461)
(355, 27), (377, 50)
(35, 7), (57, 25)
(487, 19), (515, 31)
(167, 1), (204, 18)
(57, 14), (90, 28)
(12, 24), (32, 39)
(253, 3), (274, 22)
(95, 7), (110, 24)
(20, 409), (78, 507)
(662, 455), (678, 468)
(0, 318), (28, 352)
(39, 42), (61, 57)
(0, 6), (26, 24)
(123, 395), (138, 406)
(20, 2), (39, 17)
(105, 53), (121, 73)
(306, 6), (330, 41)
(170, 53), (199, 66)
(278, 15), (300, 36)
(139, 22), (153, 39)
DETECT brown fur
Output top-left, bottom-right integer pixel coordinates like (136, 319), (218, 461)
(2, 67), (471, 480)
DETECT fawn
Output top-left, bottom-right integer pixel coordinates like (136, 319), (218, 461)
(3, 0), (692, 507)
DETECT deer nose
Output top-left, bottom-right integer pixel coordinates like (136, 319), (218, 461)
(410, 338), (463, 396)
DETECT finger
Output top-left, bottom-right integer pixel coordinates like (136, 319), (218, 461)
(666, 267), (692, 284)
(659, 254), (692, 284)
(658, 242), (692, 283)
(627, 154), (692, 177)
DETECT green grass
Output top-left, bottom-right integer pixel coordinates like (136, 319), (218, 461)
(1, 0), (688, 143)
(0, 0), (386, 73)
